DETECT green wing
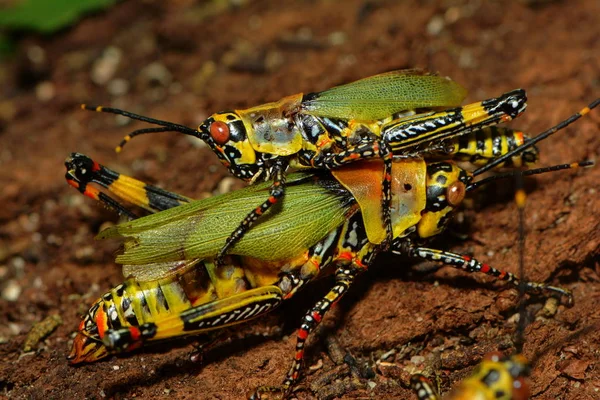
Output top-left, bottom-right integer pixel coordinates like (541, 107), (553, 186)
(99, 173), (352, 264)
(301, 69), (467, 121)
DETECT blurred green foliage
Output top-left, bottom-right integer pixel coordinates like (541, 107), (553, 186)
(0, 0), (116, 56)
(0, 0), (116, 33)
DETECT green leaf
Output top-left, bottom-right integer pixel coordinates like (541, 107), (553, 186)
(0, 0), (116, 33)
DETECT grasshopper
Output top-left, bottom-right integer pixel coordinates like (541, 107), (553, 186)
(66, 98), (596, 397)
(82, 70), (529, 265)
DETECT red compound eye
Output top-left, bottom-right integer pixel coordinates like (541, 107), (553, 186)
(210, 121), (230, 145)
(447, 181), (466, 207)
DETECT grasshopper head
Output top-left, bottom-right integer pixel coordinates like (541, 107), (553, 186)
(447, 351), (530, 400)
(199, 112), (261, 181)
(417, 161), (471, 239)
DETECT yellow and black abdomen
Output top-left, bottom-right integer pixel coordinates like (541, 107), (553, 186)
(69, 258), (264, 363)
(431, 127), (539, 168)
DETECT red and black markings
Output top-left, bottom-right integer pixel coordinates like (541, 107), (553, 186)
(403, 246), (573, 305)
(65, 153), (189, 217)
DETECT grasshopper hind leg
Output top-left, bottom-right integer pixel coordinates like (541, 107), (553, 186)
(250, 261), (368, 399)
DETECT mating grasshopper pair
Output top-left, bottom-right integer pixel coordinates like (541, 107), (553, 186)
(69, 70), (597, 398)
(83, 70), (530, 265)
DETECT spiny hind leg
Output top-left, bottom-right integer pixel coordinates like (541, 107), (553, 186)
(405, 246), (573, 305)
(251, 260), (369, 399)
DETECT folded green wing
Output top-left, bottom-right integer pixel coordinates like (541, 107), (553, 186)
(301, 69), (467, 121)
(99, 173), (352, 264)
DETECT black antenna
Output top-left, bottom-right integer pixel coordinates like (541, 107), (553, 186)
(466, 161), (594, 192)
(472, 98), (599, 177)
(81, 104), (203, 152)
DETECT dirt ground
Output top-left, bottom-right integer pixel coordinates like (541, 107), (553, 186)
(1, 0), (599, 399)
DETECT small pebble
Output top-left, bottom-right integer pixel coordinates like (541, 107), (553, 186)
(27, 45), (46, 65)
(140, 62), (172, 87)
(427, 15), (445, 36)
(410, 355), (425, 365)
(91, 47), (123, 85)
(107, 78), (130, 96)
(2, 280), (22, 302)
(35, 81), (55, 102)
(216, 177), (238, 195)
(74, 246), (95, 262)
(328, 31), (347, 46)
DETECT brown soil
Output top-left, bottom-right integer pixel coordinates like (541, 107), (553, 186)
(1, 1), (599, 399)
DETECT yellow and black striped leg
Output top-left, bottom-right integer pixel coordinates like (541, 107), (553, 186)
(404, 246), (573, 305)
(251, 263), (364, 399)
(382, 90), (527, 152)
(411, 374), (441, 400)
(65, 152), (190, 217)
(216, 159), (288, 267)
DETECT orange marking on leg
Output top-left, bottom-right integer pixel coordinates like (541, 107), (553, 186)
(310, 258), (321, 270)
(66, 179), (80, 189)
(84, 187), (101, 201)
(268, 196), (277, 203)
(298, 329), (308, 340)
(354, 259), (367, 269)
(514, 130), (525, 146)
(129, 326), (141, 341)
(95, 311), (108, 338)
(311, 311), (322, 323)
(317, 137), (332, 148)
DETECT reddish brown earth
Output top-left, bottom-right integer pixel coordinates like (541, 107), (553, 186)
(1, 1), (599, 399)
